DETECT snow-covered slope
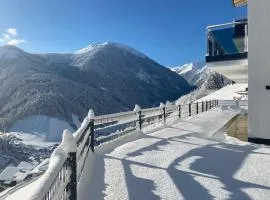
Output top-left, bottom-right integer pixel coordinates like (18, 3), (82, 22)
(6, 132), (57, 148)
(10, 115), (78, 141)
(0, 43), (193, 141)
(171, 62), (233, 104)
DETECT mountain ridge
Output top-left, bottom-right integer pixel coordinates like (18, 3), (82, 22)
(0, 42), (193, 141)
(170, 62), (233, 104)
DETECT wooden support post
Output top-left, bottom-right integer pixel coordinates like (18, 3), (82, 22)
(90, 119), (95, 152)
(163, 107), (166, 123)
(67, 152), (77, 200)
(138, 110), (142, 130)
(202, 101), (204, 112)
(196, 102), (199, 114)
(189, 103), (191, 116)
(178, 105), (181, 118)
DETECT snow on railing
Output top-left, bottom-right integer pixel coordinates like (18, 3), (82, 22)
(26, 130), (77, 200)
(11, 100), (220, 200)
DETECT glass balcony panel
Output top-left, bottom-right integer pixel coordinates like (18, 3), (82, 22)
(206, 19), (248, 63)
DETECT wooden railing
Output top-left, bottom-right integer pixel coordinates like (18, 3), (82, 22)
(14, 100), (219, 200)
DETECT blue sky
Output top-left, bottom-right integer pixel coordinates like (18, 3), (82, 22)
(0, 0), (247, 66)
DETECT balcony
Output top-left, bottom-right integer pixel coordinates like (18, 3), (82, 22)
(206, 19), (248, 83)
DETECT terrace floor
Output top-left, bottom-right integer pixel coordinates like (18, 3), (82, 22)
(78, 106), (270, 200)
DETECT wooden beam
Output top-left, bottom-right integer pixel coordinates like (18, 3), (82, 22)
(232, 0), (248, 7)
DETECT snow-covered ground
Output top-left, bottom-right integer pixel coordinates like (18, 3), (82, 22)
(77, 106), (269, 200)
(11, 115), (78, 142)
(198, 83), (248, 101)
(6, 106), (270, 200)
(5, 132), (57, 148)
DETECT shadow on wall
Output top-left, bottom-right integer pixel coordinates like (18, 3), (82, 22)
(87, 130), (270, 200)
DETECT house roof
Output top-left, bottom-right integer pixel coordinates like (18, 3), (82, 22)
(0, 167), (20, 181)
(17, 161), (34, 170)
(0, 164), (33, 182)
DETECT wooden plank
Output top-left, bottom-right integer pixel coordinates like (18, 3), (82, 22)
(232, 0), (248, 7)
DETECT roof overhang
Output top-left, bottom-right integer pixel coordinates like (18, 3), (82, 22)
(232, 0), (248, 7)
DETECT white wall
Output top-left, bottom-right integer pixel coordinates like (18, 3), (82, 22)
(249, 0), (270, 139)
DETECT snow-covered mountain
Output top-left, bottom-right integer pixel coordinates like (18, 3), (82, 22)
(0, 42), (193, 141)
(170, 62), (233, 103)
(172, 62), (208, 86)
(171, 62), (232, 88)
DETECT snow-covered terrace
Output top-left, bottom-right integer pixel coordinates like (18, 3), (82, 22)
(4, 98), (270, 200)
(76, 106), (270, 200)
(199, 83), (248, 101)
(6, 104), (268, 200)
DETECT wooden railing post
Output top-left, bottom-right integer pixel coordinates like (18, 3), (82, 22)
(134, 104), (142, 130)
(196, 102), (199, 114)
(90, 119), (95, 152)
(67, 152), (77, 200)
(178, 104), (181, 118)
(202, 101), (204, 112)
(87, 109), (95, 152)
(160, 103), (166, 124)
(206, 101), (208, 111)
(189, 103), (191, 116)
(138, 110), (142, 130)
(163, 106), (166, 123)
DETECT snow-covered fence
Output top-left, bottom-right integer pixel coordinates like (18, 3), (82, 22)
(94, 111), (138, 145)
(218, 100), (248, 107)
(84, 100), (219, 148)
(24, 130), (77, 200)
(11, 100), (219, 200)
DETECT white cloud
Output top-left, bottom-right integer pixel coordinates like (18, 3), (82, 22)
(7, 39), (26, 46)
(0, 28), (26, 46)
(6, 28), (17, 36)
(3, 33), (10, 41)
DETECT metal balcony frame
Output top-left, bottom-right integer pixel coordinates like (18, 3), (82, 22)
(206, 20), (248, 63)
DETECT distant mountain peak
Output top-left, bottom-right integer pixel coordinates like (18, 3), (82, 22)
(0, 45), (25, 59)
(75, 41), (146, 58)
(170, 62), (206, 75)
(0, 43), (193, 141)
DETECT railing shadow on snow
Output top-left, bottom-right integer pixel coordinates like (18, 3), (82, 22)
(11, 99), (220, 200)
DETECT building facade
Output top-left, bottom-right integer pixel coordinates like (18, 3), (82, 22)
(206, 0), (270, 144)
